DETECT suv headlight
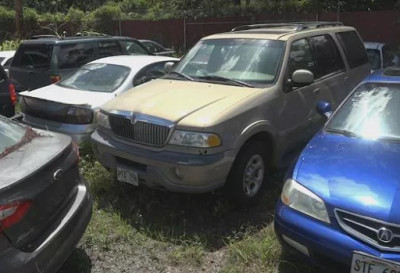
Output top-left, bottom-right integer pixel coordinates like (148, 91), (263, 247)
(281, 178), (330, 224)
(169, 130), (221, 148)
(96, 111), (111, 129)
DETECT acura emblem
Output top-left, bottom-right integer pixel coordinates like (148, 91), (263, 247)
(377, 227), (393, 243)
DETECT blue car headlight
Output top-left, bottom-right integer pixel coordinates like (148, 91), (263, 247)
(281, 178), (330, 224)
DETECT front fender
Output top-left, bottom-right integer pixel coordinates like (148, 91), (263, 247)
(233, 120), (277, 151)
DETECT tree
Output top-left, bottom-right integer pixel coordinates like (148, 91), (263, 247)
(14, 0), (23, 38)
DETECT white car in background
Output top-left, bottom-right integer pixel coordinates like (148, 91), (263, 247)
(364, 42), (400, 71)
(19, 55), (179, 143)
(0, 50), (15, 75)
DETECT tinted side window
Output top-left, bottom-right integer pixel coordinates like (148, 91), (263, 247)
(57, 43), (96, 69)
(12, 45), (52, 70)
(133, 62), (168, 86)
(288, 38), (316, 77)
(98, 41), (124, 57)
(120, 41), (148, 55)
(310, 35), (345, 78)
(336, 31), (369, 68)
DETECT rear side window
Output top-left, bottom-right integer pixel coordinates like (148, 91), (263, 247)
(310, 35), (344, 78)
(57, 43), (96, 69)
(12, 45), (52, 70)
(336, 31), (369, 68)
(98, 41), (124, 57)
(0, 67), (7, 81)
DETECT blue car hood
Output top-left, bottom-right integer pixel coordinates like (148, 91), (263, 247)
(294, 131), (400, 223)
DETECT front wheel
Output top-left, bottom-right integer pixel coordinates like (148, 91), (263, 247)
(225, 141), (269, 203)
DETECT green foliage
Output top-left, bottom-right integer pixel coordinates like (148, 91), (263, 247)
(92, 1), (123, 34)
(0, 40), (21, 51)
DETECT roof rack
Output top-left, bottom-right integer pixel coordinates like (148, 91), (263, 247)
(231, 21), (343, 32)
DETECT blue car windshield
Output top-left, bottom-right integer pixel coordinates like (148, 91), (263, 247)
(326, 82), (400, 141)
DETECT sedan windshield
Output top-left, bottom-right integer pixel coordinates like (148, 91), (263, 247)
(326, 82), (400, 141)
(58, 63), (131, 93)
(0, 116), (33, 158)
(172, 39), (284, 87)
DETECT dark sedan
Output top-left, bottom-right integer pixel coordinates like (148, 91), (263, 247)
(0, 116), (92, 273)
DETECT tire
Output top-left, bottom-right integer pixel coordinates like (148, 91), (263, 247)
(225, 141), (269, 203)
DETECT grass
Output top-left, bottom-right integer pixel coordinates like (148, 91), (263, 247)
(60, 152), (319, 273)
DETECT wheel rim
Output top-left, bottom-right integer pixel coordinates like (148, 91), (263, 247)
(242, 154), (265, 197)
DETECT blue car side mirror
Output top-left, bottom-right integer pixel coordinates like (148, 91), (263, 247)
(316, 101), (332, 119)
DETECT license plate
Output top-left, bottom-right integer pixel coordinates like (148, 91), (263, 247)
(351, 252), (400, 273)
(117, 167), (139, 186)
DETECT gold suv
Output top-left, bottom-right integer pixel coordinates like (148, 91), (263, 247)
(91, 22), (370, 201)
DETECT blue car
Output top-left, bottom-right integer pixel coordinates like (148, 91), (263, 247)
(275, 68), (400, 272)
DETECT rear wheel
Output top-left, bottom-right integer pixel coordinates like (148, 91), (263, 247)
(226, 141), (269, 203)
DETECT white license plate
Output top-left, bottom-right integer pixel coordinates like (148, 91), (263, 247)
(351, 252), (400, 273)
(117, 167), (139, 186)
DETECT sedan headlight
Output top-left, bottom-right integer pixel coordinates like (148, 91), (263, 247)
(169, 130), (221, 148)
(281, 178), (330, 223)
(96, 111), (111, 129)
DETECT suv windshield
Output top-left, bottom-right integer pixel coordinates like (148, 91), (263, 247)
(326, 82), (400, 141)
(172, 39), (284, 86)
(0, 116), (34, 158)
(58, 63), (131, 93)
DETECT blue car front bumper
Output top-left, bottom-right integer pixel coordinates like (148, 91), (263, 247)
(274, 200), (400, 268)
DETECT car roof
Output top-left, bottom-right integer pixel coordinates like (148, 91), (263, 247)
(203, 22), (355, 42)
(88, 55), (179, 72)
(21, 36), (139, 45)
(364, 42), (385, 50)
(364, 67), (400, 83)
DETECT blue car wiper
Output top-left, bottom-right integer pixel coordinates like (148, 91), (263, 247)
(325, 128), (360, 138)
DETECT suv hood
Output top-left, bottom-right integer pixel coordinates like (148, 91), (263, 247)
(20, 84), (115, 108)
(102, 79), (261, 126)
(294, 131), (400, 223)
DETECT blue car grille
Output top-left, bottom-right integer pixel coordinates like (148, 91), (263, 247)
(109, 114), (171, 146)
(335, 209), (400, 252)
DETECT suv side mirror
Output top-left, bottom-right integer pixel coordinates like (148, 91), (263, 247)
(164, 62), (175, 74)
(291, 69), (314, 86)
(316, 101), (332, 119)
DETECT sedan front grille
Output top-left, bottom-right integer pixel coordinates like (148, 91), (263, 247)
(109, 114), (171, 146)
(335, 209), (400, 252)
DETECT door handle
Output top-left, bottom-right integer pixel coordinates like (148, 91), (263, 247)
(313, 88), (320, 95)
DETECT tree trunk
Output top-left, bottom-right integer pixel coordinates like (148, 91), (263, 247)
(14, 0), (23, 38)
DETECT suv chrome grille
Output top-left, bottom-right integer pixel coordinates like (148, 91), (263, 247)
(109, 114), (171, 146)
(335, 209), (400, 251)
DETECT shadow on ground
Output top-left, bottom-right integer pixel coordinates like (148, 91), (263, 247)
(58, 247), (92, 273)
(95, 171), (285, 250)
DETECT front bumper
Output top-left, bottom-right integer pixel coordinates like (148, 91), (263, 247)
(0, 177), (92, 273)
(23, 113), (96, 144)
(274, 200), (400, 268)
(91, 129), (235, 193)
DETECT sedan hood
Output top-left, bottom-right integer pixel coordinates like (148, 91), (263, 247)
(294, 132), (400, 223)
(20, 84), (115, 108)
(102, 79), (261, 126)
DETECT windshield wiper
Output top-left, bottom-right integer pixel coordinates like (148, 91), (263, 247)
(166, 71), (194, 81)
(325, 128), (360, 138)
(196, 75), (254, 88)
